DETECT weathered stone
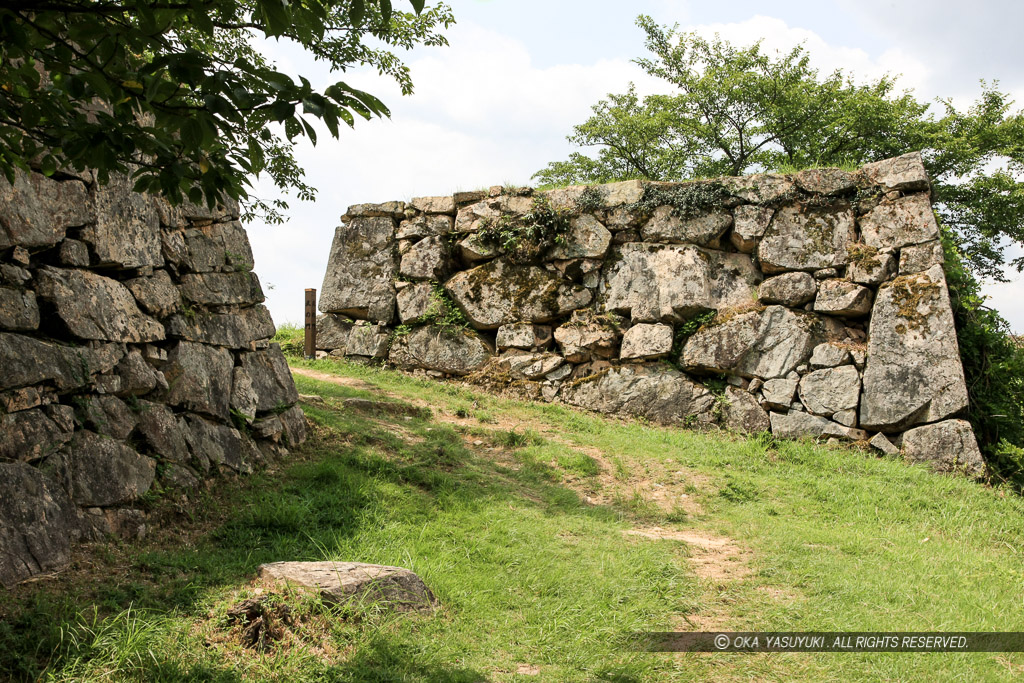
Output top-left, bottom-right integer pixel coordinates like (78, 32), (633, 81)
(901, 419), (985, 478)
(0, 264), (30, 287)
(601, 243), (759, 323)
(278, 405), (308, 447)
(59, 238), (91, 266)
(411, 196), (456, 215)
(135, 402), (190, 463)
(495, 351), (565, 380)
(178, 228), (223, 272)
(722, 386), (770, 433)
(83, 173), (162, 268)
(798, 365), (860, 416)
(814, 280), (873, 317)
(346, 323), (391, 358)
(794, 168), (857, 196)
(397, 282), (434, 324)
(162, 341), (234, 419)
(240, 345), (299, 413)
(730, 205), (774, 253)
(36, 267), (164, 342)
(869, 432), (900, 456)
(125, 269), (179, 317)
(0, 333), (118, 391)
(184, 415), (255, 474)
(154, 196), (239, 228)
(389, 325), (491, 375)
(444, 258), (591, 329)
(769, 411), (868, 441)
(860, 265), (968, 431)
(113, 350), (165, 397)
(598, 179), (645, 207)
(454, 196), (531, 233)
(560, 365), (717, 427)
(496, 323), (552, 350)
(452, 190), (486, 206)
(683, 305), (838, 379)
(758, 272), (817, 306)
(620, 323), (674, 361)
(832, 409), (857, 427)
(251, 415), (284, 442)
(0, 405), (75, 462)
(721, 174), (795, 204)
(231, 367), (259, 422)
(0, 287), (39, 331)
(396, 214), (453, 240)
(757, 204), (856, 273)
(68, 431), (156, 506)
(899, 240), (944, 274)
(0, 386), (48, 414)
(167, 305), (276, 347)
(848, 248), (897, 286)
(640, 206), (732, 246)
(316, 314), (353, 350)
(74, 395), (137, 440)
(457, 232), (501, 263)
(0, 461), (78, 588)
(859, 152), (930, 192)
(761, 378), (798, 410)
(178, 271), (265, 307)
(549, 214), (612, 259)
(319, 217), (397, 324)
(399, 236), (449, 281)
(0, 173), (92, 249)
(342, 201), (406, 220)
(809, 342), (851, 368)
(859, 194), (939, 250)
(258, 561), (437, 612)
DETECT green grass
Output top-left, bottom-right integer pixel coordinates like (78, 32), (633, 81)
(2, 357), (1023, 681)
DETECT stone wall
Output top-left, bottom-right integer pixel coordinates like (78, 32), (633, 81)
(317, 153), (984, 479)
(0, 170), (305, 588)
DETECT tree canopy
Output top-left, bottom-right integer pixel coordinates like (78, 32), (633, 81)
(0, 0), (454, 222)
(534, 15), (1024, 281)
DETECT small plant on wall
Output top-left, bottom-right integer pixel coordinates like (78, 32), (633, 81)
(477, 195), (572, 263)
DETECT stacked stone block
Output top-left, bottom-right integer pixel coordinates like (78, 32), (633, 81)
(0, 170), (305, 588)
(317, 153), (984, 481)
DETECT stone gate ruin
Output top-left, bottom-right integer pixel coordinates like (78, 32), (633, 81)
(0, 170), (305, 587)
(317, 153), (984, 477)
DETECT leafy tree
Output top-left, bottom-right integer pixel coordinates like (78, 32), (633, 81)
(534, 15), (1024, 282)
(0, 0), (454, 221)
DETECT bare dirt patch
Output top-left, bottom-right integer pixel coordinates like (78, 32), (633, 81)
(291, 367), (375, 391)
(623, 527), (752, 583)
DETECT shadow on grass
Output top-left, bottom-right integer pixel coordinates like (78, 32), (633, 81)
(0, 385), (637, 682)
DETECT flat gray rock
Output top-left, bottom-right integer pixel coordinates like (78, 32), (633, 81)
(258, 561), (437, 612)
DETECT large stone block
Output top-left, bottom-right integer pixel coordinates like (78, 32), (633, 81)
(135, 402), (191, 464)
(167, 305), (276, 347)
(162, 341), (234, 419)
(125, 270), (179, 317)
(0, 405), (75, 462)
(0, 173), (92, 249)
(721, 386), (770, 433)
(239, 345), (300, 413)
(901, 419), (984, 478)
(0, 462), (78, 588)
(36, 267), (165, 342)
(620, 323), (673, 360)
(798, 365), (860, 416)
(68, 431), (156, 506)
(560, 365), (717, 427)
(860, 265), (968, 431)
(84, 173), (162, 268)
(0, 333), (120, 391)
(758, 272), (817, 306)
(639, 206), (732, 247)
(601, 244), (760, 323)
(178, 271), (265, 307)
(319, 217), (397, 323)
(858, 152), (930, 192)
(682, 305), (841, 379)
(389, 325), (492, 375)
(444, 258), (592, 329)
(757, 204), (856, 273)
(769, 410), (868, 441)
(548, 214), (612, 259)
(315, 314), (353, 351)
(859, 194), (940, 250)
(184, 415), (258, 474)
(399, 236), (449, 281)
(0, 287), (39, 331)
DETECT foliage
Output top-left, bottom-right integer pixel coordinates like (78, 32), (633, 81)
(626, 180), (730, 218)
(574, 185), (606, 213)
(0, 0), (454, 222)
(421, 283), (468, 331)
(942, 232), (1024, 488)
(477, 195), (572, 263)
(271, 322), (304, 356)
(534, 15), (1024, 281)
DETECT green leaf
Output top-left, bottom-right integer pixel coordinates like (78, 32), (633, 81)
(409, 0), (425, 13)
(380, 0), (393, 26)
(259, 0), (292, 36)
(349, 0), (365, 26)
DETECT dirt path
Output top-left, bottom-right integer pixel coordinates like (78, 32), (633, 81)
(291, 364), (757, 626)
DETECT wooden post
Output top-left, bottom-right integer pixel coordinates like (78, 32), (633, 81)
(304, 288), (316, 359)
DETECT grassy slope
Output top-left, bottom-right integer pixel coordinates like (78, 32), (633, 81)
(1, 357), (1022, 682)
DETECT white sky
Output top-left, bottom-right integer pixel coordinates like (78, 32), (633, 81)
(246, 0), (1024, 331)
